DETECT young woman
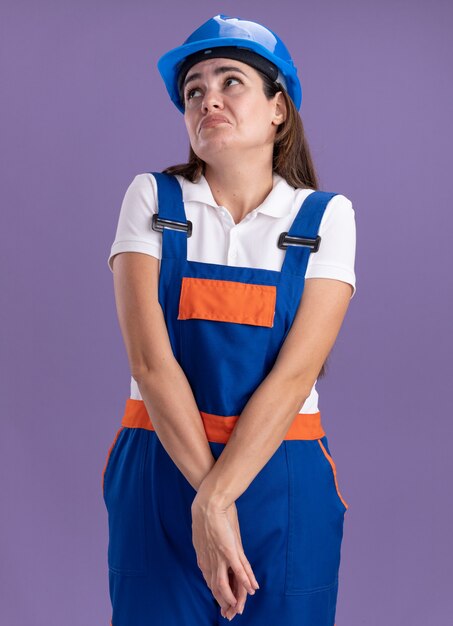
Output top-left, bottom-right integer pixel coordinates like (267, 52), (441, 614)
(103, 14), (356, 626)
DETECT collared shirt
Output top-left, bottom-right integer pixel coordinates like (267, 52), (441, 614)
(108, 172), (357, 413)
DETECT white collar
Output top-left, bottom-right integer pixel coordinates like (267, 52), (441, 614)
(178, 172), (300, 218)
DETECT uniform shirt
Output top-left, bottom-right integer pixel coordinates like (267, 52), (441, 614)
(108, 172), (357, 413)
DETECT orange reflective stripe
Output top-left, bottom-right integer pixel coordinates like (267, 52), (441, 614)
(317, 439), (349, 510)
(101, 426), (124, 494)
(120, 398), (325, 443)
(177, 276), (277, 327)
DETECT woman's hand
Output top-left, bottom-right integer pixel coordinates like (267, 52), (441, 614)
(221, 504), (254, 619)
(191, 492), (259, 619)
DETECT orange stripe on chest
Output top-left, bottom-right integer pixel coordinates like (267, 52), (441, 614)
(177, 277), (277, 327)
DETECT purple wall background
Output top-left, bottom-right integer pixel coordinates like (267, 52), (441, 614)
(2, 1), (451, 624)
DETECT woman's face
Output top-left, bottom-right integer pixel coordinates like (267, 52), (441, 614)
(182, 57), (286, 164)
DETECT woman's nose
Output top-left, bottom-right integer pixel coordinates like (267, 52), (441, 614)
(201, 87), (224, 112)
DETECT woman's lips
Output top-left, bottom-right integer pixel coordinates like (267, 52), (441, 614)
(200, 117), (230, 129)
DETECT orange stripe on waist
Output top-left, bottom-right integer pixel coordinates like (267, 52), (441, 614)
(121, 398), (325, 443)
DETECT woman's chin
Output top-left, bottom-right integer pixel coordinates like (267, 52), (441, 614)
(196, 140), (243, 161)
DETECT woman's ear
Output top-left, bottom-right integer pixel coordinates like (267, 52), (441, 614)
(272, 92), (287, 126)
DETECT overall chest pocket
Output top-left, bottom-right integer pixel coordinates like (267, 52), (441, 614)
(177, 277), (277, 327)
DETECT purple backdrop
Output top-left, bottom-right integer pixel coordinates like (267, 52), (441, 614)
(2, 1), (452, 624)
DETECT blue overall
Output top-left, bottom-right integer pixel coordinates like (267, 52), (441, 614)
(102, 172), (348, 626)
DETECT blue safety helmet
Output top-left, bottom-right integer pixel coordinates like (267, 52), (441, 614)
(157, 14), (302, 113)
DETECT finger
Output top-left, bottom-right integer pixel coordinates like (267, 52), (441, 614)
(228, 508), (259, 591)
(225, 577), (248, 619)
(229, 553), (259, 595)
(235, 580), (248, 615)
(238, 551), (260, 591)
(223, 568), (241, 619)
(214, 561), (238, 609)
(198, 552), (235, 613)
(210, 564), (234, 616)
(212, 570), (230, 616)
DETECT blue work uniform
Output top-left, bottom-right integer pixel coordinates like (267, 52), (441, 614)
(102, 172), (349, 626)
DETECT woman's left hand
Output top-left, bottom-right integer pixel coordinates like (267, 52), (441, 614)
(191, 492), (258, 616)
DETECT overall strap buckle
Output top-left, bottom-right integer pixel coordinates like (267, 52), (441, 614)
(277, 232), (321, 252)
(151, 213), (193, 237)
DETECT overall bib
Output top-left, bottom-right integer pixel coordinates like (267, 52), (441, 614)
(102, 172), (349, 626)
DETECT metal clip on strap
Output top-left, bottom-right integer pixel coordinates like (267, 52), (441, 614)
(152, 213), (193, 237)
(277, 232), (321, 252)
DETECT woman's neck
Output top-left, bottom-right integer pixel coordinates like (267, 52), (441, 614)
(204, 162), (275, 224)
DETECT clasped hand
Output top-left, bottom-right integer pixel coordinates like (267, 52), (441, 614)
(191, 491), (260, 620)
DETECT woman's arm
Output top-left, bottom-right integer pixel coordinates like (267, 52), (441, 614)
(112, 250), (260, 609)
(112, 251), (216, 491)
(194, 277), (353, 509)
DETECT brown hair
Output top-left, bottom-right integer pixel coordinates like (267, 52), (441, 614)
(163, 70), (330, 380)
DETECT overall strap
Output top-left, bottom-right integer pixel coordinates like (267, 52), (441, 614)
(149, 172), (191, 261)
(280, 191), (338, 277)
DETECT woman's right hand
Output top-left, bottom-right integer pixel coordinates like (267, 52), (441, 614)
(220, 502), (256, 620)
(191, 489), (259, 619)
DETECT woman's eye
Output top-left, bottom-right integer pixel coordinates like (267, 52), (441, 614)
(224, 76), (240, 87)
(186, 87), (200, 100)
(185, 77), (241, 101)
